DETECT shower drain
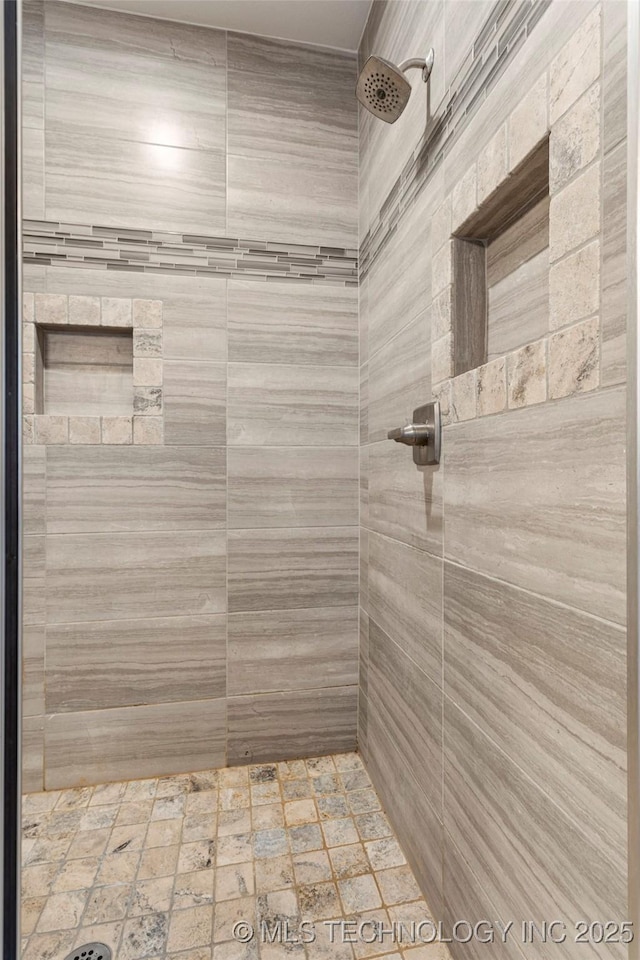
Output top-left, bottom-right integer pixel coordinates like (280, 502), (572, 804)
(63, 944), (112, 960)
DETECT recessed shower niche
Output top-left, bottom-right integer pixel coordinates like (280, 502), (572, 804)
(451, 136), (550, 376)
(35, 325), (134, 416)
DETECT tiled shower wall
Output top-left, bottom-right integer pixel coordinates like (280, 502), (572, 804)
(358, 0), (628, 956)
(22, 0), (359, 791)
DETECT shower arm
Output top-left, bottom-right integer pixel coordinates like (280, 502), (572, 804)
(398, 48), (435, 83)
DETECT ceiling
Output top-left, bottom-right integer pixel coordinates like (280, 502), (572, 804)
(65, 0), (373, 51)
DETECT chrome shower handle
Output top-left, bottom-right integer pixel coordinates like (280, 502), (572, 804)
(387, 400), (441, 466)
(387, 423), (431, 445)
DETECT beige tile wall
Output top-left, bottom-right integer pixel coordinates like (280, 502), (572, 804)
(21, 1), (359, 790)
(359, 1), (628, 956)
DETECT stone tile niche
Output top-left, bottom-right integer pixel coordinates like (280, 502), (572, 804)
(431, 68), (603, 425)
(36, 325), (133, 417)
(23, 293), (165, 445)
(452, 137), (549, 376)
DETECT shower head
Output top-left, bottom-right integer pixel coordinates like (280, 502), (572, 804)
(356, 49), (434, 123)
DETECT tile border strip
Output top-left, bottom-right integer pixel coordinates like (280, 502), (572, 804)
(22, 221), (358, 286)
(23, 293), (165, 445)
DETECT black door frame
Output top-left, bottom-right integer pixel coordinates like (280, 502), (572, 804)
(2, 0), (21, 954)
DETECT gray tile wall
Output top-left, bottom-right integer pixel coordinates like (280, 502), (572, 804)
(21, 1), (359, 790)
(26, 0), (358, 243)
(359, 0), (628, 954)
(23, 1), (630, 949)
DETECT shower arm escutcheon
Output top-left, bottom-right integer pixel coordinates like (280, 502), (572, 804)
(398, 48), (435, 83)
(387, 400), (441, 466)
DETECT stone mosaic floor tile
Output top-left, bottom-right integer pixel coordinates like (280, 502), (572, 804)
(21, 752), (450, 959)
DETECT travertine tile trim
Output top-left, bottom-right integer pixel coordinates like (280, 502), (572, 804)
(23, 294), (165, 445)
(429, 10), (603, 426)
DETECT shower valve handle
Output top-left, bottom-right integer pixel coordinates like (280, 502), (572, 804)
(387, 423), (431, 445)
(387, 401), (441, 467)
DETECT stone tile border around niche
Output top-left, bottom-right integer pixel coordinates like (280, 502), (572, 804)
(22, 293), (164, 445)
(430, 7), (602, 427)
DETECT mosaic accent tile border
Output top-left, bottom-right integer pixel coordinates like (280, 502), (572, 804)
(23, 293), (165, 446)
(360, 0), (553, 280)
(22, 221), (358, 286)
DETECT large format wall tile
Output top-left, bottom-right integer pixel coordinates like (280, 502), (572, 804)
(369, 620), (442, 816)
(368, 532), (442, 686)
(45, 698), (227, 788)
(601, 142), (627, 387)
(46, 446), (226, 533)
(228, 280), (358, 367)
(23, 576), (45, 627)
(228, 446), (358, 529)
(23, 445), (45, 537)
(23, 0), (44, 90)
(24, 536), (45, 581)
(44, 1), (226, 151)
(360, 363), (369, 445)
(23, 717), (44, 793)
(443, 1), (492, 92)
(227, 156), (357, 247)
(227, 33), (357, 246)
(367, 197), (433, 359)
(45, 131), (227, 234)
(228, 527), (358, 613)
(22, 2), (45, 216)
(163, 361), (226, 446)
(444, 700), (627, 939)
(444, 386), (626, 625)
(46, 614), (226, 712)
(43, 1), (227, 233)
(23, 127), (45, 220)
(23, 624), (45, 718)
(603, 2), (627, 155)
(367, 438), (443, 556)
(46, 531), (226, 623)
(360, 444), (369, 527)
(367, 703), (443, 919)
(161, 281), (227, 364)
(227, 685), (357, 764)
(360, 526), (369, 615)
(442, 834), (516, 960)
(228, 363), (358, 446)
(358, 609), (370, 761)
(228, 606), (358, 696)
(368, 311), (431, 444)
(227, 33), (356, 166)
(444, 562), (626, 863)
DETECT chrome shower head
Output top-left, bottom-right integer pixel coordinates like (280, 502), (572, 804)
(356, 49), (434, 123)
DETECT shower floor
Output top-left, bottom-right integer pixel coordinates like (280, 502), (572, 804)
(20, 752), (450, 960)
